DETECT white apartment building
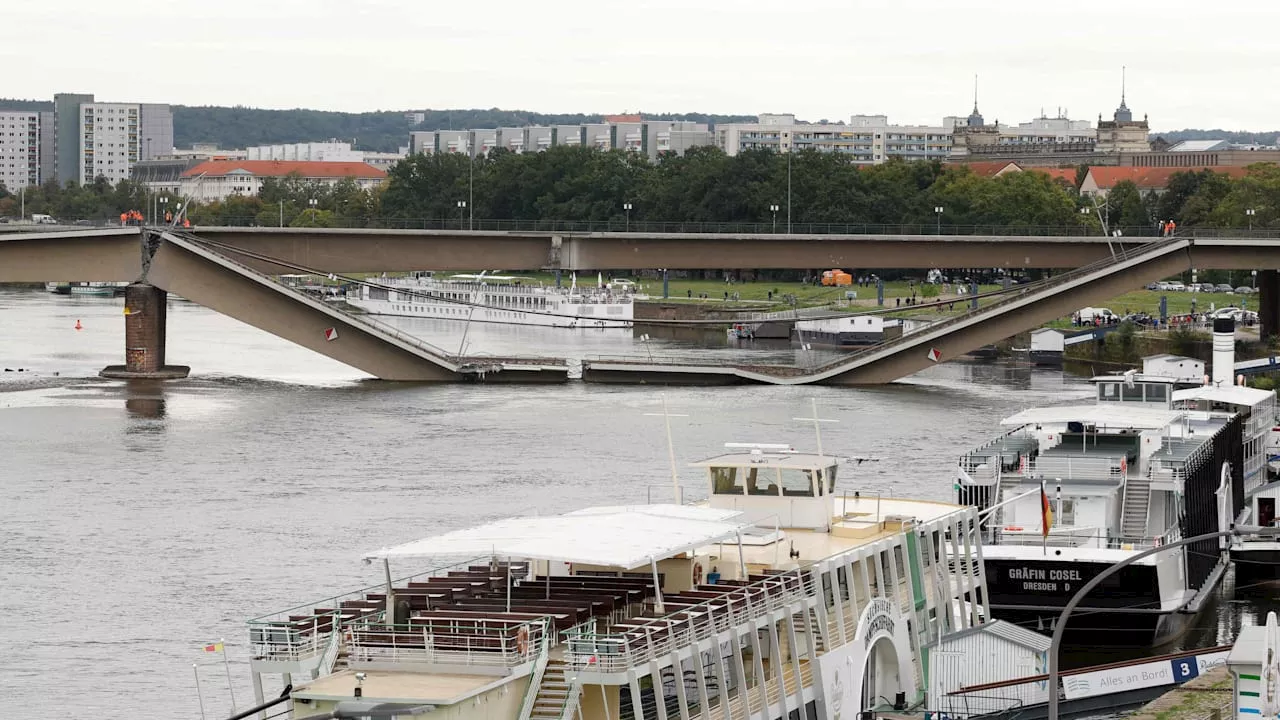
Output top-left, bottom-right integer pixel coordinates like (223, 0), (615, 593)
(245, 141), (364, 162)
(409, 121), (710, 161)
(74, 101), (173, 186)
(716, 114), (952, 163)
(0, 111), (40, 190)
(79, 103), (139, 185)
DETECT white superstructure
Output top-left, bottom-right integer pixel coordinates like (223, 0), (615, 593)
(346, 272), (635, 329)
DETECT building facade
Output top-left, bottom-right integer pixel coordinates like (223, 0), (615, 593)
(409, 120), (710, 161)
(245, 142), (364, 162)
(178, 159), (386, 202)
(0, 111), (41, 191)
(79, 102), (140, 186)
(50, 95), (175, 186)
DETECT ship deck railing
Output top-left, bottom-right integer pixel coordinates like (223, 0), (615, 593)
(345, 615), (552, 668)
(564, 570), (814, 673)
(246, 556), (501, 661)
(993, 526), (1182, 550)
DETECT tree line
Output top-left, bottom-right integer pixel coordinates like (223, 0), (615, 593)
(4, 146), (1279, 233)
(376, 145), (1280, 231)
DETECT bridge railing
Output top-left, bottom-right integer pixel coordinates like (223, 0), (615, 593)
(203, 217), (1187, 237)
(163, 230), (461, 363)
(796, 236), (1188, 377)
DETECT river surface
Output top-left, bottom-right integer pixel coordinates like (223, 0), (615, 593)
(0, 288), (1275, 720)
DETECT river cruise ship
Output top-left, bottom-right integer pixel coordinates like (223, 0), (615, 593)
(243, 444), (1055, 720)
(956, 319), (1272, 646)
(345, 272), (635, 329)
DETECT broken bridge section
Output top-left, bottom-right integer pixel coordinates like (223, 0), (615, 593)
(145, 232), (569, 383)
(581, 238), (1195, 386)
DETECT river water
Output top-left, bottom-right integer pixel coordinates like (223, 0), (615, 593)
(0, 288), (1275, 720)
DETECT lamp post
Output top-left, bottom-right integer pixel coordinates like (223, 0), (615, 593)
(159, 195), (168, 225)
(786, 149), (792, 234)
(770, 204), (779, 234)
(308, 198), (318, 225)
(623, 202), (632, 233)
(1247, 208), (1256, 231)
(934, 206), (944, 235)
(456, 200), (466, 229)
(1046, 525), (1280, 720)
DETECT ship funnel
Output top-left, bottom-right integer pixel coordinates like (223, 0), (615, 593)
(1212, 317), (1236, 386)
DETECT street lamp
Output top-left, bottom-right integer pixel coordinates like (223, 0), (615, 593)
(159, 196), (169, 225)
(623, 202), (633, 233)
(770, 204), (780, 234)
(456, 200), (467, 229)
(309, 198), (318, 225)
(1247, 208), (1256, 231)
(934, 206), (944, 235)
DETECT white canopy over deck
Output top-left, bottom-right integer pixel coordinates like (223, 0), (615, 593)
(1173, 385), (1274, 408)
(999, 405), (1184, 429)
(362, 504), (750, 569)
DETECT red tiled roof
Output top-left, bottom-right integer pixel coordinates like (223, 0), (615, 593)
(181, 160), (387, 179)
(1085, 165), (1249, 190)
(1029, 167), (1080, 185)
(603, 114), (643, 123)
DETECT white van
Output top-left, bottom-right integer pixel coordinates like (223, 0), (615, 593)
(1077, 307), (1116, 323)
(31, 214), (57, 224)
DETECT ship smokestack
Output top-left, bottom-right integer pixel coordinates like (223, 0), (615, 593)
(1212, 317), (1236, 386)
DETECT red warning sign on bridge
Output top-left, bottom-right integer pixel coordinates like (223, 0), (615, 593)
(324, 327), (339, 342)
(927, 348), (941, 362)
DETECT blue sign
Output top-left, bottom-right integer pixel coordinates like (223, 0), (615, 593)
(1170, 657), (1200, 683)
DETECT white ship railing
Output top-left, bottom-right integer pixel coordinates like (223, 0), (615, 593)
(564, 570), (815, 673)
(1029, 456), (1125, 482)
(345, 616), (549, 668)
(993, 526), (1181, 550)
(246, 556), (488, 661)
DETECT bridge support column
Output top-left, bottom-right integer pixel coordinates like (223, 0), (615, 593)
(100, 282), (190, 379)
(1258, 270), (1280, 342)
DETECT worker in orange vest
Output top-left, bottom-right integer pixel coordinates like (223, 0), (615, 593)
(182, 218), (190, 228)
(119, 212), (128, 226)
(1167, 220), (1177, 236)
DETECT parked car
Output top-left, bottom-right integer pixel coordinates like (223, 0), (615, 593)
(1167, 282), (1186, 291)
(1215, 284), (1235, 293)
(1235, 286), (1255, 294)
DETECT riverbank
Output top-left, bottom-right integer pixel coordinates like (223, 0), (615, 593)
(1124, 665), (1232, 720)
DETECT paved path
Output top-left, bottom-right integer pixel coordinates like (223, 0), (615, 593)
(1126, 666), (1233, 720)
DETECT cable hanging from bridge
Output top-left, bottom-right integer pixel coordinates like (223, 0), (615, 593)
(172, 230), (1045, 327)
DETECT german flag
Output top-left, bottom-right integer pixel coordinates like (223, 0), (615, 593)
(1041, 481), (1054, 538)
(204, 642), (223, 653)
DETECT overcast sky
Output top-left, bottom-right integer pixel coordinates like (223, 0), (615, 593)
(4, 0), (1275, 130)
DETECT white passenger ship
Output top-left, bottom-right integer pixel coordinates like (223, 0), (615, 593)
(346, 272), (635, 329)
(242, 444), (1056, 720)
(957, 318), (1273, 646)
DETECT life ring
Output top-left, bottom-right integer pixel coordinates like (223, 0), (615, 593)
(516, 626), (530, 655)
(693, 562), (704, 586)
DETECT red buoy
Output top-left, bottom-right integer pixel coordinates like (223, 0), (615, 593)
(74, 319), (83, 331)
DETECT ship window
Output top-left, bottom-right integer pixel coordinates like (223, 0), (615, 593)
(1145, 384), (1168, 403)
(712, 467), (743, 494)
(1058, 498), (1076, 526)
(746, 468), (777, 496)
(780, 468), (815, 497)
(1099, 383), (1119, 401)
